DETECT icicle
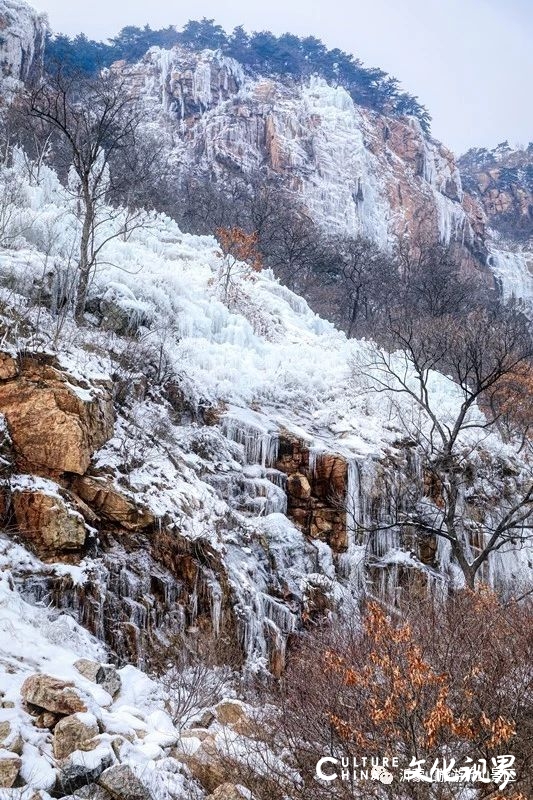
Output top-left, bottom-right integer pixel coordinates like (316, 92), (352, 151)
(222, 415), (279, 467)
(193, 60), (213, 109)
(487, 249), (533, 307)
(346, 458), (361, 539)
(261, 593), (296, 634)
(207, 576), (223, 637)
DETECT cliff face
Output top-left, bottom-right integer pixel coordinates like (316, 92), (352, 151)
(116, 46), (488, 268)
(0, 0), (45, 89)
(459, 142), (533, 245)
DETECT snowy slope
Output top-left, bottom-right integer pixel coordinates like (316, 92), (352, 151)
(0, 150), (531, 602)
(0, 129), (532, 797)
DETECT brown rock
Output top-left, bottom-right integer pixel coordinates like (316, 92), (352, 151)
(21, 674), (87, 716)
(0, 354), (113, 475)
(310, 508), (348, 552)
(0, 721), (22, 755)
(34, 711), (61, 730)
(289, 507), (309, 529)
(312, 454), (347, 499)
(179, 736), (227, 793)
(53, 713), (99, 759)
(12, 486), (87, 553)
(287, 473), (311, 500)
(0, 354), (17, 381)
(0, 752), (21, 788)
(98, 764), (154, 800)
(72, 476), (154, 531)
(214, 700), (246, 726)
(207, 785), (251, 800)
(73, 659), (100, 683)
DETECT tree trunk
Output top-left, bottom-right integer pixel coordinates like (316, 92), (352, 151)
(75, 194), (94, 322)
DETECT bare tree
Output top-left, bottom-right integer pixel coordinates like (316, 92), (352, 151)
(318, 235), (398, 338)
(396, 238), (492, 319)
(360, 302), (533, 589)
(23, 69), (145, 320)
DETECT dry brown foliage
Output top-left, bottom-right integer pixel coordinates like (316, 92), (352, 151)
(216, 226), (263, 273)
(250, 589), (533, 799)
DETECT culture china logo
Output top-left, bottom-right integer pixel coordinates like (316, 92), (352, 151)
(315, 754), (516, 790)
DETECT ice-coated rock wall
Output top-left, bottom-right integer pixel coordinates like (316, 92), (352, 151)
(0, 0), (45, 89)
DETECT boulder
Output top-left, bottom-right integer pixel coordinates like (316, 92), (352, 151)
(0, 720), (23, 755)
(21, 674), (87, 716)
(98, 764), (154, 800)
(95, 666), (121, 699)
(74, 660), (121, 699)
(207, 785), (251, 800)
(0, 354), (17, 381)
(179, 735), (227, 793)
(73, 659), (100, 684)
(53, 712), (100, 759)
(58, 744), (114, 795)
(34, 711), (61, 729)
(70, 785), (114, 800)
(0, 353), (113, 475)
(12, 485), (87, 553)
(72, 476), (154, 531)
(0, 750), (21, 788)
(214, 700), (246, 727)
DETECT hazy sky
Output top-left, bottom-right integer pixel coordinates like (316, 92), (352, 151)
(30, 0), (532, 154)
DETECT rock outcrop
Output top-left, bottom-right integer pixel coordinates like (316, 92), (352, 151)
(0, 0), (45, 88)
(276, 432), (348, 552)
(0, 353), (113, 476)
(72, 476), (154, 531)
(12, 481), (87, 554)
(459, 142), (533, 245)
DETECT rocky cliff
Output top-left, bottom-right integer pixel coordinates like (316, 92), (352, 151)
(457, 143), (533, 304)
(115, 46), (489, 269)
(459, 142), (533, 245)
(0, 0), (45, 90)
(0, 151), (529, 681)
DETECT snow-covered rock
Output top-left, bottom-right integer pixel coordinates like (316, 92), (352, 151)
(0, 0), (45, 89)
